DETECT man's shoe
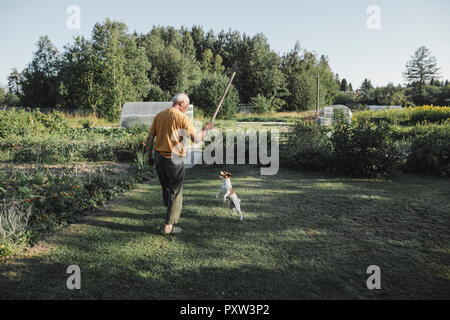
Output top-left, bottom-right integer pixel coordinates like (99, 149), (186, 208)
(162, 226), (182, 235)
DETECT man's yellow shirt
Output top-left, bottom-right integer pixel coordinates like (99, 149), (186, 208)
(149, 107), (196, 159)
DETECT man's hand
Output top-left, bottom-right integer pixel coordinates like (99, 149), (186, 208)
(147, 154), (155, 166)
(203, 121), (214, 131)
(145, 134), (155, 166)
(194, 121), (215, 144)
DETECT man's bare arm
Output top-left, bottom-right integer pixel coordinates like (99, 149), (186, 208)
(146, 134), (155, 158)
(193, 121), (214, 144)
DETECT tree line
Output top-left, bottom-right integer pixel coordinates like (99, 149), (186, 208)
(1, 19), (448, 120)
(334, 46), (448, 108)
(0, 19), (338, 120)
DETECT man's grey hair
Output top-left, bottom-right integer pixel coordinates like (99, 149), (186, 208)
(173, 93), (190, 106)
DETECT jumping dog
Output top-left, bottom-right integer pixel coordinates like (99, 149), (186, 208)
(216, 171), (243, 220)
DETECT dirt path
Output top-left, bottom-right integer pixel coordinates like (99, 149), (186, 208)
(0, 161), (135, 175)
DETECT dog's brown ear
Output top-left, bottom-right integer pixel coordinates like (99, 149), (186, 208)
(227, 172), (232, 177)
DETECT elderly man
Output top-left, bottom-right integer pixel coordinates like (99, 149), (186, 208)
(145, 93), (214, 235)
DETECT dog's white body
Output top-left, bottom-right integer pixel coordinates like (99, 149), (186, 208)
(216, 174), (243, 220)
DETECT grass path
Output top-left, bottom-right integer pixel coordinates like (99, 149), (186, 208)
(1, 166), (449, 299)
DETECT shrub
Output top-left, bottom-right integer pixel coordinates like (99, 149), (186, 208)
(146, 84), (172, 102)
(32, 110), (70, 133)
(390, 121), (450, 140)
(354, 105), (450, 125)
(250, 94), (283, 114)
(0, 108), (36, 138)
(0, 109), (71, 138)
(333, 91), (356, 105)
(409, 105), (450, 124)
(281, 121), (332, 171)
(330, 121), (404, 177)
(406, 128), (450, 177)
(12, 139), (77, 164)
(249, 94), (275, 114)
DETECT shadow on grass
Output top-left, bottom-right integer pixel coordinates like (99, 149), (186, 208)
(1, 166), (449, 299)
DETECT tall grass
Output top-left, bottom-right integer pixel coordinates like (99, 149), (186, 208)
(62, 112), (119, 128)
(0, 203), (32, 241)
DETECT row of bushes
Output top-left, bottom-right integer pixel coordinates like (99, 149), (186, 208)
(281, 120), (450, 177)
(0, 108), (154, 139)
(0, 136), (146, 164)
(195, 123), (448, 178)
(0, 124), (150, 164)
(0, 163), (154, 257)
(0, 108), (71, 138)
(354, 105), (450, 125)
(389, 121), (450, 140)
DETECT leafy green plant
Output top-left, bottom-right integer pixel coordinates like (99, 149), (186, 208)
(0, 109), (71, 139)
(406, 129), (450, 176)
(281, 121), (332, 171)
(354, 105), (450, 126)
(330, 121), (404, 177)
(0, 244), (12, 259)
(250, 94), (275, 114)
(0, 166), (155, 246)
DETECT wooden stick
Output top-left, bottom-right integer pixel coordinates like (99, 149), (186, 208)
(211, 71), (236, 122)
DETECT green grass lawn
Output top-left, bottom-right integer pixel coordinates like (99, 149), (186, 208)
(1, 165), (449, 299)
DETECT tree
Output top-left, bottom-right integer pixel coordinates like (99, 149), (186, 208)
(7, 68), (22, 95)
(340, 79), (348, 91)
(190, 25), (206, 61)
(281, 44), (337, 110)
(90, 19), (150, 120)
(20, 36), (61, 108)
(317, 55), (339, 106)
(236, 34), (286, 103)
(188, 73), (239, 119)
(59, 36), (101, 113)
(0, 87), (5, 107)
(200, 48), (224, 74)
(138, 27), (200, 96)
(359, 79), (374, 100)
(403, 46), (440, 91)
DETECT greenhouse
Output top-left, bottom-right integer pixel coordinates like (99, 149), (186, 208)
(368, 105), (402, 111)
(120, 102), (194, 128)
(317, 105), (353, 126)
(120, 102), (200, 168)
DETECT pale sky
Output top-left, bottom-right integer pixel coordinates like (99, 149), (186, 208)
(1, 0), (449, 89)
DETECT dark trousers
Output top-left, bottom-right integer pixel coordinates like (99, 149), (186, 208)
(155, 151), (185, 225)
